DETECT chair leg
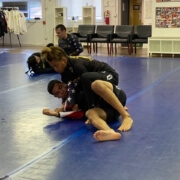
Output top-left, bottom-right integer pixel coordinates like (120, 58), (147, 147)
(110, 43), (113, 55)
(130, 43), (133, 54)
(96, 43), (98, 53)
(111, 43), (113, 54)
(3, 36), (4, 47)
(128, 43), (131, 55)
(93, 43), (95, 53)
(115, 43), (117, 54)
(107, 43), (110, 55)
(90, 43), (92, 54)
(87, 42), (89, 53)
(135, 43), (137, 54)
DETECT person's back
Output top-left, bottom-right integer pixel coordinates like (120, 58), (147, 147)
(61, 56), (119, 85)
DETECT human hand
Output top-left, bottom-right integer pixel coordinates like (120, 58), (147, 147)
(42, 108), (59, 117)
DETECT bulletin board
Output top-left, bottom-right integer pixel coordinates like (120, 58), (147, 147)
(155, 7), (180, 28)
(156, 0), (180, 2)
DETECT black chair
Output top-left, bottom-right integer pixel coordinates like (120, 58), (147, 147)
(72, 25), (96, 53)
(88, 25), (114, 54)
(109, 25), (134, 55)
(129, 25), (152, 54)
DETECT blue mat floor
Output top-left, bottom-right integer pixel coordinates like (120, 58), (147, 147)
(0, 52), (180, 180)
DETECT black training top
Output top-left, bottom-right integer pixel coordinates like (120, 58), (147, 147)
(61, 57), (119, 83)
(31, 52), (55, 74)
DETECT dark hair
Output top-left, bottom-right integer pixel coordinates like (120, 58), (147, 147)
(25, 55), (37, 74)
(47, 79), (62, 94)
(55, 24), (66, 31)
(46, 43), (54, 47)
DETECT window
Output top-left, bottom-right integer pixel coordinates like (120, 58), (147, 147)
(58, 0), (103, 20)
(0, 0), (42, 19)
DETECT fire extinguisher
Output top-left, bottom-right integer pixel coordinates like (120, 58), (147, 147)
(104, 10), (110, 25)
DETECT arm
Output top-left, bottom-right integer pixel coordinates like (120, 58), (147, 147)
(42, 104), (64, 117)
(69, 34), (83, 56)
(42, 108), (59, 117)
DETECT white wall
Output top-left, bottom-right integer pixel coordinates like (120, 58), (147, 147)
(142, 0), (152, 25)
(152, 1), (180, 37)
(3, 0), (57, 47)
(3, 0), (121, 46)
(103, 0), (121, 26)
(5, 0), (173, 46)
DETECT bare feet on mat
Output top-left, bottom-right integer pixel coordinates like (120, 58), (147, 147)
(118, 116), (133, 132)
(94, 129), (121, 142)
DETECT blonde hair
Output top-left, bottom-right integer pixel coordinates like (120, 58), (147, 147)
(41, 46), (68, 62)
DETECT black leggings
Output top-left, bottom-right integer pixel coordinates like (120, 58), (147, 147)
(81, 71), (118, 109)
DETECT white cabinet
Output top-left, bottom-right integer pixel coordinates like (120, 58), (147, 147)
(148, 37), (180, 56)
(54, 7), (67, 45)
(82, 6), (96, 25)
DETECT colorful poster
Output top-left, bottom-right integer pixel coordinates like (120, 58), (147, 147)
(156, 7), (180, 28)
(156, 0), (180, 2)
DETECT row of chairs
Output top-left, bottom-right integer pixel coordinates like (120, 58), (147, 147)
(73, 25), (152, 55)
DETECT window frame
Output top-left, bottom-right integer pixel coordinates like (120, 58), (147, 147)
(0, 0), (42, 20)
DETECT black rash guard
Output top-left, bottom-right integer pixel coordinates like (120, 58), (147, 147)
(60, 57), (119, 109)
(61, 57), (119, 85)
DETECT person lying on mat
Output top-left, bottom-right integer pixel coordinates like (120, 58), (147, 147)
(25, 43), (55, 75)
(42, 79), (87, 119)
(43, 79), (131, 142)
(25, 52), (55, 75)
(41, 46), (133, 133)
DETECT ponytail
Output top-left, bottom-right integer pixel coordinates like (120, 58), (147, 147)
(41, 46), (68, 62)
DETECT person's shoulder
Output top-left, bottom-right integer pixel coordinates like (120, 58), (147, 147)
(69, 33), (78, 39)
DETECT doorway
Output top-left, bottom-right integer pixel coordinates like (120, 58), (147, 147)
(121, 0), (130, 25)
(129, 0), (143, 25)
(121, 0), (143, 25)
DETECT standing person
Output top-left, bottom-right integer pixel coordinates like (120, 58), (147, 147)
(43, 79), (129, 142)
(55, 24), (83, 56)
(41, 46), (133, 132)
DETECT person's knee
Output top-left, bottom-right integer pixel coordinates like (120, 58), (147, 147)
(85, 109), (92, 118)
(91, 80), (103, 93)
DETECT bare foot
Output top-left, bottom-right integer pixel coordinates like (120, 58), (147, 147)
(85, 119), (91, 125)
(118, 116), (133, 131)
(93, 129), (121, 142)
